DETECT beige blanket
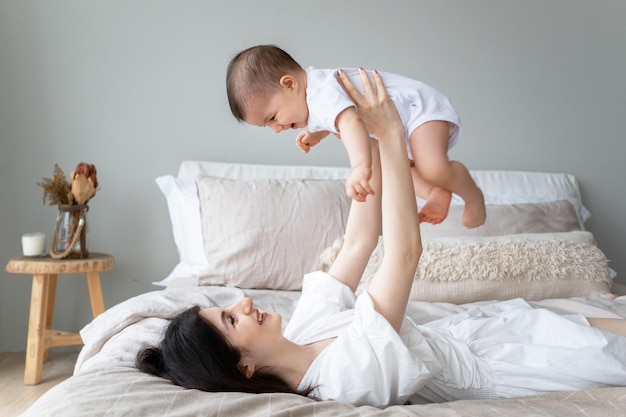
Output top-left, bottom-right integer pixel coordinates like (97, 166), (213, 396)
(21, 367), (626, 417)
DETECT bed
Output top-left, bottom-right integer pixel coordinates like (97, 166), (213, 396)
(20, 161), (626, 417)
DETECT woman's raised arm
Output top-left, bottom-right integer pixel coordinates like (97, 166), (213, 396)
(326, 139), (381, 293)
(336, 69), (422, 332)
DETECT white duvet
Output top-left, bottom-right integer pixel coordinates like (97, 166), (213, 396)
(75, 283), (626, 378)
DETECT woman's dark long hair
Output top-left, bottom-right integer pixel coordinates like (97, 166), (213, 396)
(136, 305), (310, 395)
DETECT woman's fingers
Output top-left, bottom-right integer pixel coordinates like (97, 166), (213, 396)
(337, 68), (381, 106)
(336, 69), (362, 104)
(371, 70), (388, 102)
(337, 68), (400, 138)
(358, 67), (375, 97)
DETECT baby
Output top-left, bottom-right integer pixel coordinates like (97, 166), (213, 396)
(226, 45), (485, 228)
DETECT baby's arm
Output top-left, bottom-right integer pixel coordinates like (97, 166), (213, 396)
(295, 130), (330, 153)
(336, 108), (375, 202)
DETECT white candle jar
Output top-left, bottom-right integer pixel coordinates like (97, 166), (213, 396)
(22, 232), (46, 256)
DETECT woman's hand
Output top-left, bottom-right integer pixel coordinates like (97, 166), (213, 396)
(336, 69), (403, 139)
(337, 67), (421, 333)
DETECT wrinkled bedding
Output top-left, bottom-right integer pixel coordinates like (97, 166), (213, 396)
(20, 285), (626, 417)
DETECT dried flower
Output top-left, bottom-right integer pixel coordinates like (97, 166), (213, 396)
(73, 163), (98, 189)
(37, 162), (99, 206)
(37, 164), (71, 206)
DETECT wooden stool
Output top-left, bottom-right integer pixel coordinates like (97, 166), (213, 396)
(5, 253), (115, 385)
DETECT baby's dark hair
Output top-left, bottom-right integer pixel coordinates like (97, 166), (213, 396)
(136, 305), (310, 395)
(226, 44), (303, 122)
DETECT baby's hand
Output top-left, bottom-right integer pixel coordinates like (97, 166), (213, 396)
(296, 130), (329, 153)
(346, 166), (374, 202)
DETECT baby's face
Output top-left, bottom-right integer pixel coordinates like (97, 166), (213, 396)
(244, 87), (308, 134)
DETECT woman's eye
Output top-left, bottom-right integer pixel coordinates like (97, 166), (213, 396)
(228, 315), (235, 326)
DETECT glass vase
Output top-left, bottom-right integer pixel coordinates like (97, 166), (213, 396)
(50, 204), (89, 259)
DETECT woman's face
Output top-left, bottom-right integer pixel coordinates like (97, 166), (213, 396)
(199, 297), (282, 358)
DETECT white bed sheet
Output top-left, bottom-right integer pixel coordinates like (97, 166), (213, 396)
(74, 284), (626, 377)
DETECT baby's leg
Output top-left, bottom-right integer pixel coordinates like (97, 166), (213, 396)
(409, 164), (451, 225)
(410, 121), (486, 228)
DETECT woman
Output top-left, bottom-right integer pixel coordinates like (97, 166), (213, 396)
(137, 69), (626, 408)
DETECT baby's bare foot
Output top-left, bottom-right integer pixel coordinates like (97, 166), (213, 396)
(462, 188), (486, 228)
(419, 187), (451, 224)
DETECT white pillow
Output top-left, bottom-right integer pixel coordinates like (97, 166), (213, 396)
(181, 162), (590, 225)
(177, 160), (352, 182)
(195, 175), (351, 290)
(154, 176), (211, 285)
(453, 170), (589, 227)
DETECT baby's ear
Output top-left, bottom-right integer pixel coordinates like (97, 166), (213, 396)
(279, 75), (298, 91)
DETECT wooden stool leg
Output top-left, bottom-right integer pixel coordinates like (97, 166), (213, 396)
(86, 271), (105, 317)
(24, 274), (51, 385)
(43, 274), (58, 363)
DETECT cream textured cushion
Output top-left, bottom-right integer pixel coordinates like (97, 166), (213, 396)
(196, 175), (350, 290)
(322, 231), (612, 304)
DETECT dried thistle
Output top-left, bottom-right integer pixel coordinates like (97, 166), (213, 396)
(37, 164), (71, 206)
(73, 162), (98, 189)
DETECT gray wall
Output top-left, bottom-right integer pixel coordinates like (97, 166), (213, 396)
(1, 1), (624, 351)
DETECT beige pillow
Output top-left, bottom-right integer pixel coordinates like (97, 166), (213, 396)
(421, 200), (581, 240)
(196, 176), (350, 290)
(321, 231), (612, 304)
